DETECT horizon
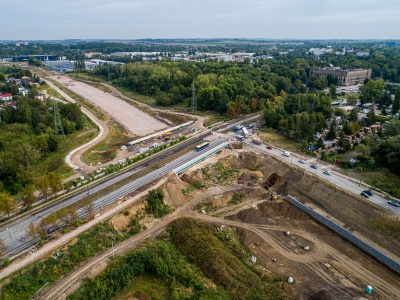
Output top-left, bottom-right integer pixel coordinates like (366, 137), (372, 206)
(1, 0), (399, 40)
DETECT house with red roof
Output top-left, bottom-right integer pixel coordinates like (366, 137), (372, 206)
(1, 93), (12, 101)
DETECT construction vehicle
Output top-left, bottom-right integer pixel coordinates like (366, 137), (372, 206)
(158, 131), (172, 139)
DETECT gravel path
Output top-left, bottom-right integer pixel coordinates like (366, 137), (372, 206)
(52, 76), (167, 135)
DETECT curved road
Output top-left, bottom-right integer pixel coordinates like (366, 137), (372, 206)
(0, 139), (227, 258)
(42, 207), (400, 300)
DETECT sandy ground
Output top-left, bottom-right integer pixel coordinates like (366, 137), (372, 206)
(5, 147), (399, 300)
(51, 75), (166, 135)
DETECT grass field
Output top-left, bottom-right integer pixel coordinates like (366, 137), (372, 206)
(82, 122), (131, 165)
(258, 128), (304, 152)
(35, 122), (99, 179)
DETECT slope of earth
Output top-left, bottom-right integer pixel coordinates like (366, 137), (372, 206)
(51, 75), (166, 135)
(68, 218), (289, 300)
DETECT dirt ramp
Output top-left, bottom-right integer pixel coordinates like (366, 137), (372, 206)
(307, 289), (333, 300)
(163, 175), (190, 207)
(227, 200), (310, 224)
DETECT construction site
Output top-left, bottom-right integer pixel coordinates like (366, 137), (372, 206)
(40, 143), (399, 300)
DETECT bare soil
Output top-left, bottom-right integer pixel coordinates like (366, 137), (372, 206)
(179, 149), (400, 299)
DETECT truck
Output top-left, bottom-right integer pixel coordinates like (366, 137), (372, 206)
(242, 127), (249, 138)
(233, 125), (243, 132)
(252, 138), (261, 145)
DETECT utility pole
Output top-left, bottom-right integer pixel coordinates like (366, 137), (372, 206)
(54, 102), (65, 139)
(191, 81), (197, 112)
(7, 228), (16, 255)
(29, 282), (49, 300)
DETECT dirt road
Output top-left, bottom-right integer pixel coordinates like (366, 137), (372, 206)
(41, 190), (400, 300)
(45, 79), (111, 177)
(51, 76), (166, 135)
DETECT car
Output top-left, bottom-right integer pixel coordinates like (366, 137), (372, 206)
(323, 170), (331, 175)
(388, 200), (400, 207)
(282, 151), (291, 157)
(310, 164), (318, 169)
(360, 191), (370, 198)
(298, 159), (306, 164)
(363, 190), (373, 196)
(266, 145), (273, 150)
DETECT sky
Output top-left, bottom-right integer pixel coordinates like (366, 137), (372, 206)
(1, 0), (399, 40)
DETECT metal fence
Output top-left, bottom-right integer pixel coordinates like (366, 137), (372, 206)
(285, 195), (400, 274)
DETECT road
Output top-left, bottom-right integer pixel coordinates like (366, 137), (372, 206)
(51, 76), (166, 135)
(45, 79), (111, 173)
(241, 136), (400, 215)
(42, 199), (400, 300)
(0, 138), (227, 257)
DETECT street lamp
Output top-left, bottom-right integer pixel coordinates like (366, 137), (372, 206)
(7, 228), (16, 255)
(29, 282), (49, 300)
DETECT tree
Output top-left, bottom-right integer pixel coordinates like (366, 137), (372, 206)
(347, 94), (358, 106)
(0, 192), (16, 218)
(36, 175), (50, 201)
(26, 222), (45, 240)
(48, 172), (62, 196)
(342, 121), (353, 135)
(329, 85), (337, 98)
(316, 137), (324, 149)
(23, 184), (37, 207)
(355, 144), (370, 157)
(326, 120), (337, 140)
(359, 79), (386, 104)
(393, 87), (400, 115)
(348, 109), (358, 122)
(366, 107), (377, 125)
(0, 238), (7, 264)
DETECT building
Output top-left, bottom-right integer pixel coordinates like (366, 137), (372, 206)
(35, 94), (46, 101)
(310, 67), (371, 86)
(84, 52), (102, 58)
(356, 51), (370, 57)
(12, 55), (59, 62)
(1, 93), (13, 101)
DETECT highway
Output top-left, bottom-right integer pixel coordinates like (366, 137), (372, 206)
(242, 137), (400, 215)
(0, 138), (228, 256)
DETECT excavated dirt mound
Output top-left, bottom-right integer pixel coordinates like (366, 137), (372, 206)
(307, 289), (333, 300)
(225, 150), (400, 259)
(238, 171), (264, 185)
(227, 200), (310, 224)
(163, 175), (190, 207)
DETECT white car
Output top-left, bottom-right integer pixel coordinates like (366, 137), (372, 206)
(323, 170), (331, 175)
(298, 159), (306, 164)
(282, 151), (291, 157)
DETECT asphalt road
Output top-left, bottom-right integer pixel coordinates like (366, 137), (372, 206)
(0, 138), (227, 256)
(242, 137), (400, 215)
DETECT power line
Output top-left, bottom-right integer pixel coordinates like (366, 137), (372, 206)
(54, 101), (65, 139)
(191, 81), (197, 112)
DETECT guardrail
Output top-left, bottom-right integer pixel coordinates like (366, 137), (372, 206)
(285, 195), (400, 274)
(173, 142), (230, 174)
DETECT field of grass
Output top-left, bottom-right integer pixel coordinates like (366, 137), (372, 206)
(47, 88), (67, 100)
(362, 169), (400, 198)
(258, 128), (304, 152)
(35, 124), (99, 179)
(82, 122), (131, 165)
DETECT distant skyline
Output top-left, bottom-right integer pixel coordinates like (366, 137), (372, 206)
(2, 0), (399, 40)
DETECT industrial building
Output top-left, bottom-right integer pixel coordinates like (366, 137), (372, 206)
(310, 67), (371, 86)
(12, 55), (59, 62)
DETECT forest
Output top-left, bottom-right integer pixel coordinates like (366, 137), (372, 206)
(0, 92), (87, 196)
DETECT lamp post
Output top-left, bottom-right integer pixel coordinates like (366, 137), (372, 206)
(7, 228), (16, 255)
(29, 282), (49, 300)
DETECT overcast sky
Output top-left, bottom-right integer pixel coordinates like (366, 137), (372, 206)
(2, 0), (399, 40)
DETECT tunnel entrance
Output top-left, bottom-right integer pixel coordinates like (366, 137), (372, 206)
(264, 173), (283, 189)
